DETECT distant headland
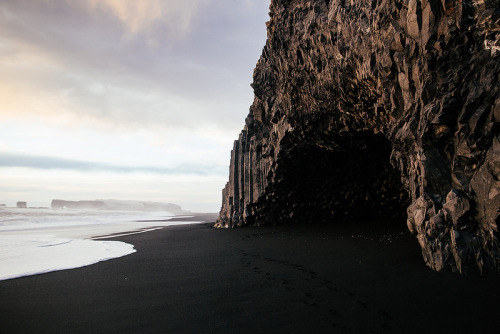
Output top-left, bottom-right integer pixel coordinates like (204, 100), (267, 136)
(51, 199), (188, 214)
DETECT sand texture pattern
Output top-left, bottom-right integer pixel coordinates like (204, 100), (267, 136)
(1, 221), (499, 333)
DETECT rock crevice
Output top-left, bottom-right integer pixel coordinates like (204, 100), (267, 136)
(216, 0), (499, 274)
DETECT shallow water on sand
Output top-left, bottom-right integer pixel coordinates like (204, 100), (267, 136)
(0, 208), (201, 281)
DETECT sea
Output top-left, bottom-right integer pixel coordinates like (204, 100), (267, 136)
(0, 207), (201, 281)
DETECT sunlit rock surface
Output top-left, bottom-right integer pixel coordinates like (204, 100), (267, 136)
(216, 0), (499, 274)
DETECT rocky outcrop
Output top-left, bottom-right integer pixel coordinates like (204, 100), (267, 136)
(51, 200), (108, 210)
(216, 0), (499, 274)
(51, 199), (186, 213)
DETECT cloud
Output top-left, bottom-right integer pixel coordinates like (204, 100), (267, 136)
(81, 0), (211, 40)
(0, 0), (268, 134)
(86, 0), (163, 35)
(0, 152), (225, 176)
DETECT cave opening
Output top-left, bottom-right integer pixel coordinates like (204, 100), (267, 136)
(274, 131), (410, 225)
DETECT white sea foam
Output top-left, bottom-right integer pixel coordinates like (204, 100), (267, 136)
(0, 208), (200, 281)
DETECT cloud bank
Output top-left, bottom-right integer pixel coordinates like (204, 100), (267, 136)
(0, 152), (225, 176)
(0, 0), (269, 132)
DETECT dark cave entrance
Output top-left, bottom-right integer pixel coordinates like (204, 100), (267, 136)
(274, 131), (410, 224)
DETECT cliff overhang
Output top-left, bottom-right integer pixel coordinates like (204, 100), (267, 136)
(216, 0), (499, 274)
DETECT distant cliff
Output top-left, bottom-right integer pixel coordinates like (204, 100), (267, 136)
(216, 0), (499, 274)
(51, 199), (186, 213)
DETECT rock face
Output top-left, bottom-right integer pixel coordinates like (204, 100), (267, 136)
(216, 0), (499, 274)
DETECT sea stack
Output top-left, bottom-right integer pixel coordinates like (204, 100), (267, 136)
(16, 202), (27, 208)
(216, 0), (499, 274)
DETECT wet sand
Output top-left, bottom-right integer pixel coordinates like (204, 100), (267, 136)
(1, 216), (499, 333)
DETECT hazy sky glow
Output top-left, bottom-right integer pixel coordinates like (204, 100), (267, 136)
(0, 0), (269, 212)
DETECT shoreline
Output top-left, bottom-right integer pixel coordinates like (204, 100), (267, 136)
(1, 219), (499, 333)
(90, 213), (219, 240)
(0, 212), (218, 282)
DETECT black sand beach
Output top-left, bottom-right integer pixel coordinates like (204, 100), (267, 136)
(1, 215), (499, 333)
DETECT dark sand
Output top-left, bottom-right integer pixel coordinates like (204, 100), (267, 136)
(1, 214), (499, 333)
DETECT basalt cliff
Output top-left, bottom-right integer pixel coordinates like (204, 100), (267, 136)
(216, 0), (499, 274)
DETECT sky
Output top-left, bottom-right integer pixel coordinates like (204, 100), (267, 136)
(0, 0), (270, 212)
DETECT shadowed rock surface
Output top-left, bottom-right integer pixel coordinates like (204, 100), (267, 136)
(216, 0), (499, 274)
